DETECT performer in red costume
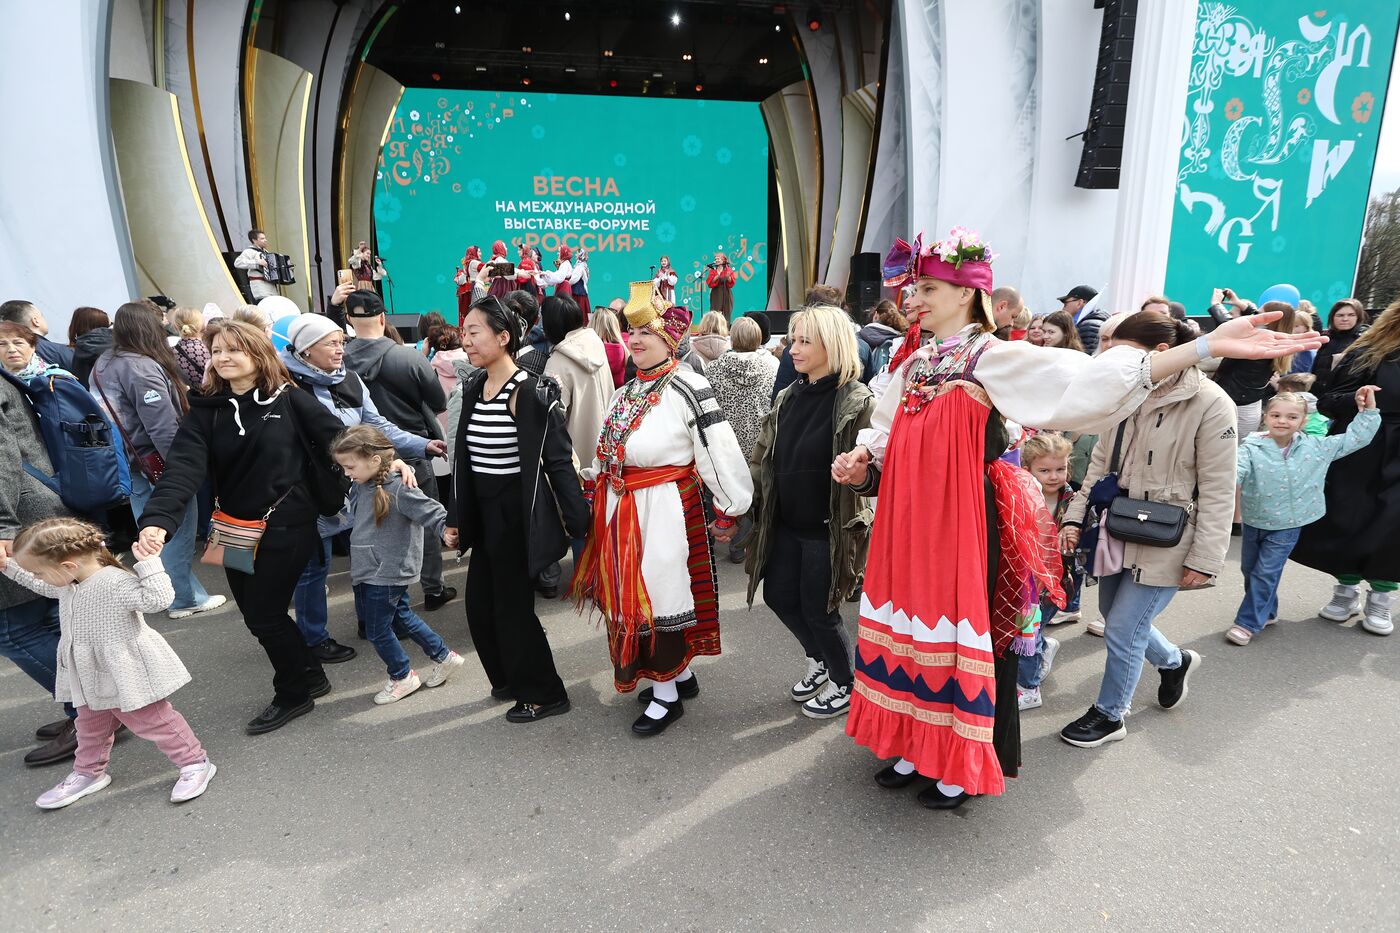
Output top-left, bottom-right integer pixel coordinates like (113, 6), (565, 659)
(480, 240), (514, 300)
(515, 242), (542, 301)
(654, 255), (678, 306)
(455, 246), (482, 318)
(570, 249), (592, 323)
(831, 228), (1325, 811)
(706, 252), (737, 317)
(536, 245), (588, 321)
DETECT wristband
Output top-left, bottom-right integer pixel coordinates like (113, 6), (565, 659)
(1194, 335), (1213, 361)
(712, 514), (737, 530)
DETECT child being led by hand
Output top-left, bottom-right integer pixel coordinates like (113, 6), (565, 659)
(1228, 385), (1382, 645)
(1, 518), (215, 810)
(332, 425), (465, 705)
(1015, 433), (1082, 711)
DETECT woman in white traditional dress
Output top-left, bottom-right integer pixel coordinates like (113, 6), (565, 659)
(571, 282), (753, 736)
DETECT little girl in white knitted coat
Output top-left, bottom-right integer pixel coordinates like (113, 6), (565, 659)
(2, 517), (215, 810)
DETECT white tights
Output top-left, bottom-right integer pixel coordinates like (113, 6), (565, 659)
(643, 665), (693, 719)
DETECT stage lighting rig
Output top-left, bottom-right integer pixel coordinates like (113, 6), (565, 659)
(806, 4), (823, 30)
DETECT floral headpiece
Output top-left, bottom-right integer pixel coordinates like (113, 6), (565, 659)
(882, 227), (998, 291)
(623, 280), (691, 351)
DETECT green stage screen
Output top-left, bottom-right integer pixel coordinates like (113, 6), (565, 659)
(373, 89), (770, 322)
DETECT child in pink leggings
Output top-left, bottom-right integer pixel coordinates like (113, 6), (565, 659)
(2, 518), (215, 810)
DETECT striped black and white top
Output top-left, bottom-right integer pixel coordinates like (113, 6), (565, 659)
(466, 370), (528, 475)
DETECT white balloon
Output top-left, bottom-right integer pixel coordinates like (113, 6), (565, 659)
(258, 295), (300, 321)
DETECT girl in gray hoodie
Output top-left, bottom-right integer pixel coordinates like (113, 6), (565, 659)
(330, 426), (464, 706)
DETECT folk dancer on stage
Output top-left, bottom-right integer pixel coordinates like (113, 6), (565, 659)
(234, 229), (279, 301)
(654, 256), (678, 306)
(571, 282), (753, 737)
(536, 246), (589, 322)
(454, 246), (482, 318)
(477, 241), (515, 301)
(570, 249), (592, 322)
(830, 228), (1325, 811)
(706, 252), (737, 317)
(349, 241), (379, 290)
(515, 243), (543, 302)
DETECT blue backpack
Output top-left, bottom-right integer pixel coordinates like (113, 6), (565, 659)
(1, 365), (132, 514)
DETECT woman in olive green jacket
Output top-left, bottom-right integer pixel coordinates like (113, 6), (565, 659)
(745, 306), (874, 719)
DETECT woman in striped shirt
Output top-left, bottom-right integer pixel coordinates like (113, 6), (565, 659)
(448, 297), (592, 724)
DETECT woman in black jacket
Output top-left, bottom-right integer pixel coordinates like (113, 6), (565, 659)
(1309, 298), (1369, 393)
(448, 296), (591, 723)
(137, 320), (349, 736)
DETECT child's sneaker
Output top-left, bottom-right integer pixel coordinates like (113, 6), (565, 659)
(36, 771), (111, 810)
(373, 671), (422, 705)
(170, 760), (217, 803)
(1361, 590), (1394, 636)
(1319, 583), (1362, 622)
(1085, 617), (1106, 637)
(1040, 637), (1061, 677)
(423, 650), (466, 687)
(1226, 625), (1253, 646)
(1046, 609), (1081, 626)
(1018, 686), (1043, 710)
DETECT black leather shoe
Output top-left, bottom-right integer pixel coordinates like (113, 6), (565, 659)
(35, 718), (71, 740)
(423, 586), (458, 611)
(636, 675), (701, 704)
(535, 584), (560, 599)
(307, 675), (332, 699)
(24, 719), (77, 766)
(312, 639), (357, 664)
(246, 699), (315, 735)
(631, 697), (684, 736)
(490, 686), (514, 701)
(505, 698), (571, 723)
(874, 763), (919, 789)
(917, 782), (972, 810)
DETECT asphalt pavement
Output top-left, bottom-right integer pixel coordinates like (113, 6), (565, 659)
(1, 543), (1396, 931)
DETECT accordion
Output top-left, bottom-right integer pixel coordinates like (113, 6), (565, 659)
(264, 253), (296, 285)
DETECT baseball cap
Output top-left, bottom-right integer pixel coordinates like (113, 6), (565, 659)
(344, 290), (385, 318)
(1056, 285), (1098, 303)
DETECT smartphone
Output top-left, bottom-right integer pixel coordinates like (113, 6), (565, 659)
(1210, 288), (1224, 306)
(337, 268), (353, 286)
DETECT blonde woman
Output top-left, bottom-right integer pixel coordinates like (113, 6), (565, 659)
(169, 306), (209, 388)
(691, 310), (731, 365)
(591, 304), (627, 388)
(745, 306), (874, 718)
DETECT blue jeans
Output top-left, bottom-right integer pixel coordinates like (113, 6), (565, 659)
(293, 536), (334, 647)
(355, 583), (449, 680)
(1017, 623), (1048, 689)
(130, 473), (210, 611)
(0, 598), (76, 719)
(1094, 571), (1183, 720)
(1235, 525), (1301, 633)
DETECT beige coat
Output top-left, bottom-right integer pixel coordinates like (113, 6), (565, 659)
(544, 327), (614, 470)
(1064, 366), (1238, 586)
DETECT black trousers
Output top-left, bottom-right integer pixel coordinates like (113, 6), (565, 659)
(225, 522), (325, 706)
(465, 483), (568, 705)
(762, 524), (854, 686)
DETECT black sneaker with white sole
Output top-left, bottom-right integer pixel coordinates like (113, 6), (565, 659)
(790, 658), (829, 703)
(1157, 649), (1200, 710)
(1059, 706), (1127, 748)
(801, 681), (852, 719)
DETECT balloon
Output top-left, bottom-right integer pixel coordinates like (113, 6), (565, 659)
(258, 295), (301, 321)
(270, 314), (296, 352)
(1256, 283), (1300, 308)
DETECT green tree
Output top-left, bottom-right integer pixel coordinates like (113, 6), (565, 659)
(1355, 189), (1400, 311)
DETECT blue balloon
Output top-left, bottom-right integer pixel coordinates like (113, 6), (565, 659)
(270, 315), (295, 352)
(1256, 283), (1300, 308)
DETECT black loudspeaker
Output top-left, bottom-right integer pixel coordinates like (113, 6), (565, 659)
(1076, 0), (1137, 189)
(767, 309), (795, 335)
(847, 251), (882, 316)
(386, 313), (420, 343)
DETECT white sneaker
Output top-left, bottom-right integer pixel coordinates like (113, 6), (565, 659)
(802, 680), (852, 719)
(790, 658), (829, 703)
(373, 671), (422, 705)
(169, 595), (228, 620)
(36, 771), (112, 810)
(1319, 584), (1362, 622)
(422, 650), (465, 687)
(1361, 590), (1394, 636)
(1086, 617), (1106, 637)
(1018, 686), (1043, 710)
(170, 760), (216, 803)
(1040, 637), (1061, 678)
(1046, 609), (1081, 626)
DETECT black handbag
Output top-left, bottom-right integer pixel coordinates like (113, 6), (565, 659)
(1101, 422), (1189, 548)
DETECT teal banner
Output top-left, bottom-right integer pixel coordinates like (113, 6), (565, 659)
(372, 89), (770, 321)
(1164, 2), (1400, 314)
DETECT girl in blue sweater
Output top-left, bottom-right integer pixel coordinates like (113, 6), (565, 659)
(1228, 387), (1381, 645)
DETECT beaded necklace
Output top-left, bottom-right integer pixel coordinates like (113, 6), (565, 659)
(596, 358), (680, 493)
(900, 329), (992, 414)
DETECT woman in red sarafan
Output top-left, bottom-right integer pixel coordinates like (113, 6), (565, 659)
(455, 246), (481, 319)
(832, 228), (1325, 811)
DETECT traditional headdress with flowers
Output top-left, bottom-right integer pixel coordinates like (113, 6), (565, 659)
(882, 227), (999, 371)
(623, 280), (690, 351)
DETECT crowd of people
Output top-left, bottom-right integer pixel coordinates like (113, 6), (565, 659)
(0, 225), (1394, 816)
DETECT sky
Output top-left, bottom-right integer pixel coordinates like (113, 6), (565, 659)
(1369, 53), (1400, 196)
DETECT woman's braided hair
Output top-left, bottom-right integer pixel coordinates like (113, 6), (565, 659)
(14, 518), (125, 571)
(331, 425), (397, 526)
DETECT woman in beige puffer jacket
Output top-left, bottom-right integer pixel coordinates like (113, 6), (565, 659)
(541, 296), (613, 470)
(1058, 311), (1237, 751)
